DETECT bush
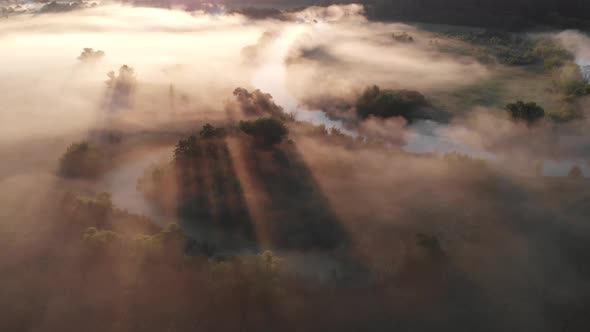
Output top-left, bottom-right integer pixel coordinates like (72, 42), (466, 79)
(59, 141), (105, 178)
(356, 85), (428, 122)
(239, 118), (288, 146)
(505, 101), (545, 124)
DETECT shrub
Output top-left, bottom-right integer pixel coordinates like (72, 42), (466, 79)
(505, 101), (545, 124)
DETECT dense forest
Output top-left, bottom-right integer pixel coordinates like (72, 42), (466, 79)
(366, 0), (590, 29)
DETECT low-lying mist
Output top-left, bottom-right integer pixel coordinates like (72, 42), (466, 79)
(1, 3), (590, 332)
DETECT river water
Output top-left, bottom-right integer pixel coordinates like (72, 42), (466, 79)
(98, 149), (171, 224)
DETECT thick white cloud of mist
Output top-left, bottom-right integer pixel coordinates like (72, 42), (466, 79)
(6, 4), (585, 176)
(0, 4), (492, 143)
(555, 30), (590, 82)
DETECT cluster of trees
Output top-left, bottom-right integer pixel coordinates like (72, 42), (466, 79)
(60, 191), (159, 236)
(505, 101), (545, 124)
(173, 124), (229, 164)
(392, 32), (414, 43)
(239, 118), (289, 146)
(232, 87), (291, 120)
(200, 123), (226, 138)
(39, 1), (82, 14)
(356, 85), (430, 122)
(173, 135), (200, 164)
(77, 48), (105, 62)
(439, 32), (575, 68)
(552, 63), (590, 97)
(532, 38), (575, 70)
(59, 141), (105, 178)
(105, 65), (137, 109)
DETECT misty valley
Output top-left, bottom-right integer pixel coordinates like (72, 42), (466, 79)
(1, 1), (590, 332)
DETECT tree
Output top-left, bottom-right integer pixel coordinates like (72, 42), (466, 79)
(59, 141), (105, 178)
(239, 118), (288, 146)
(78, 48), (105, 62)
(553, 63), (590, 96)
(199, 123), (226, 139)
(505, 101), (545, 124)
(174, 135), (200, 164)
(356, 85), (428, 122)
(105, 65), (136, 109)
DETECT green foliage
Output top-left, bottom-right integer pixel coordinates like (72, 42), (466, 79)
(548, 103), (581, 123)
(200, 123), (226, 139)
(532, 39), (574, 71)
(239, 118), (288, 146)
(441, 31), (538, 66)
(356, 85), (428, 121)
(505, 100), (545, 124)
(59, 141), (105, 178)
(552, 63), (590, 97)
(438, 33), (575, 69)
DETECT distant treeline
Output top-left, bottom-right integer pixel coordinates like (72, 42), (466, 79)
(116, 1), (590, 30)
(364, 0), (590, 30)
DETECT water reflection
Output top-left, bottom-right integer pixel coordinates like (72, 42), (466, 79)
(98, 149), (171, 224)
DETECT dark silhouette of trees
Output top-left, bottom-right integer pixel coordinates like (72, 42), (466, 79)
(200, 123), (226, 139)
(505, 101), (545, 124)
(77, 48), (105, 62)
(59, 141), (105, 178)
(366, 0), (590, 30)
(356, 85), (429, 122)
(239, 118), (288, 146)
(173, 135), (199, 164)
(105, 65), (136, 109)
(231, 87), (291, 120)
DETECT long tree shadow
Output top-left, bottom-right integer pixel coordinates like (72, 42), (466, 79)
(173, 131), (351, 252)
(237, 138), (351, 251)
(175, 136), (257, 251)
